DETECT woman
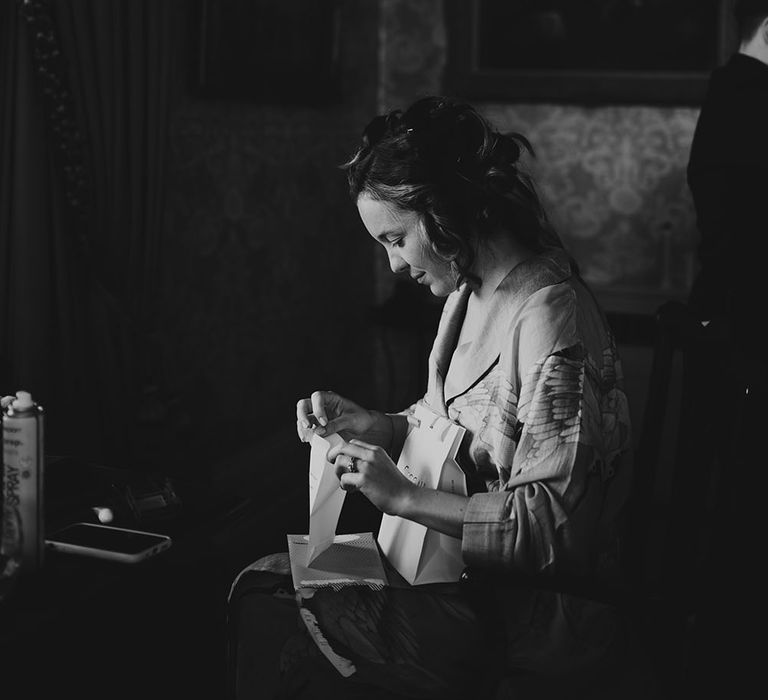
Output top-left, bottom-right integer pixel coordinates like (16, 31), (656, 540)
(228, 96), (633, 699)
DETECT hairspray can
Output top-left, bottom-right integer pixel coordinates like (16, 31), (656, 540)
(2, 391), (45, 571)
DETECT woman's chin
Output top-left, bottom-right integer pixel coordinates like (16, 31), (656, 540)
(428, 281), (454, 297)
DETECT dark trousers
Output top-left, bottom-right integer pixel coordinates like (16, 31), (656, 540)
(226, 561), (501, 700)
(676, 317), (763, 694)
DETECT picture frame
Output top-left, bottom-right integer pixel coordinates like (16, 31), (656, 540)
(196, 0), (341, 104)
(444, 0), (737, 105)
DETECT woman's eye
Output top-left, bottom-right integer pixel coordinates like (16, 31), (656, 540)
(391, 238), (404, 248)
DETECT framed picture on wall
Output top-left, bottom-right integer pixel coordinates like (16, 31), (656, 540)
(444, 0), (737, 105)
(196, 0), (341, 103)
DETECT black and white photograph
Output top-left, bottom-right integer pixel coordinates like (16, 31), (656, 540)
(1, 1), (763, 698)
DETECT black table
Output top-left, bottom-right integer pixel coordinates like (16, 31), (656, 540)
(0, 457), (259, 700)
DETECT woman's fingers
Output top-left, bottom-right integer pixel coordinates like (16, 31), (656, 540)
(297, 400), (368, 461)
(326, 441), (373, 486)
(320, 414), (349, 437)
(296, 420), (314, 443)
(311, 390), (335, 427)
(297, 391), (340, 441)
(296, 397), (315, 428)
(338, 472), (362, 492)
(297, 389), (363, 442)
(327, 439), (373, 464)
(296, 398), (314, 442)
(317, 392), (359, 436)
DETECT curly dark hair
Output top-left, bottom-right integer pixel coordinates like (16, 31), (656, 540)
(342, 96), (565, 288)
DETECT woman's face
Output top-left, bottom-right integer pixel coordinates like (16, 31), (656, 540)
(356, 194), (456, 297)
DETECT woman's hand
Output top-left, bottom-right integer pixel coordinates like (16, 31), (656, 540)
(295, 390), (378, 444)
(1, 395), (15, 411)
(327, 438), (416, 517)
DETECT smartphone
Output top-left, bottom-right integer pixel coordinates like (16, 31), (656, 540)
(45, 522), (173, 564)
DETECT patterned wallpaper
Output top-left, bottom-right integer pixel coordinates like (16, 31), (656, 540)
(378, 0), (447, 114)
(377, 0), (700, 315)
(484, 104), (698, 313)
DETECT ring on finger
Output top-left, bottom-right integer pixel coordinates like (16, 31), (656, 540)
(346, 456), (358, 473)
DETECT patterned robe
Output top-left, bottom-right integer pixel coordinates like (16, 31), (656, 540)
(390, 247), (633, 583)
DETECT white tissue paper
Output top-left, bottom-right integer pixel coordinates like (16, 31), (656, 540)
(307, 432), (346, 563)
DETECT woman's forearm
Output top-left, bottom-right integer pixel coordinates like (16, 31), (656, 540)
(397, 487), (468, 539)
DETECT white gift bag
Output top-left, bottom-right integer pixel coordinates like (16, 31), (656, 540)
(377, 404), (467, 585)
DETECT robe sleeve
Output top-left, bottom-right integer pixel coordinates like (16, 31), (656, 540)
(460, 285), (629, 574)
(461, 350), (591, 573)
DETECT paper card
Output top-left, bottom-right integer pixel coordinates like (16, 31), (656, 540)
(308, 432), (346, 563)
(287, 532), (388, 591)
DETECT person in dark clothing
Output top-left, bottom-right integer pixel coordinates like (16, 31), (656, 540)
(687, 0), (768, 351)
(682, 1), (768, 694)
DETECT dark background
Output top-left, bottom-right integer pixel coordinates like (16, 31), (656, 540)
(0, 0), (740, 696)
(1, 0), (730, 494)
(477, 0), (722, 72)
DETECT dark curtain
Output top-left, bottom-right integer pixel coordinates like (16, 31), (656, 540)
(0, 0), (177, 467)
(0, 0), (87, 456)
(53, 0), (174, 321)
(51, 0), (177, 468)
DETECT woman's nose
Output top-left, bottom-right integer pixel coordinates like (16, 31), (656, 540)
(387, 248), (408, 274)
